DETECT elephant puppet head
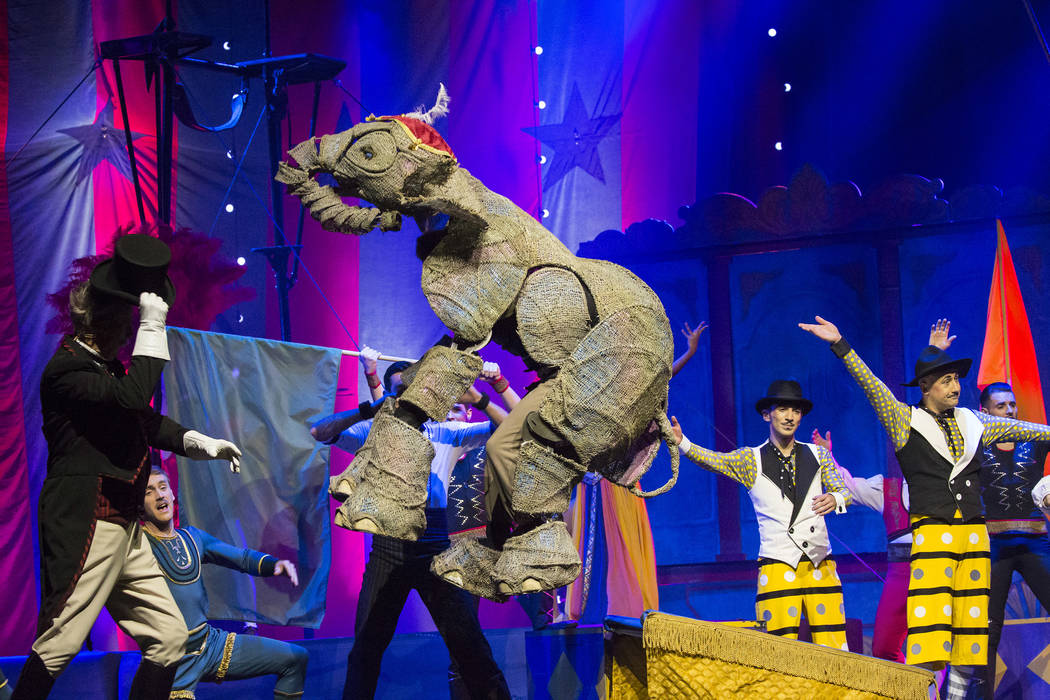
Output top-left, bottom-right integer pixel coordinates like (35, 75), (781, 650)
(275, 85), (458, 236)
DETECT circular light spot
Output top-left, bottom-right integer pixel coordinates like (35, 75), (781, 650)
(759, 574), (769, 587)
(538, 154), (547, 164)
(839, 603), (844, 614)
(841, 643), (849, 650)
(541, 208), (550, 219)
(945, 567), (953, 578)
(537, 100), (547, 110)
(774, 141), (783, 151)
(788, 606), (798, 618)
(784, 83), (792, 92)
(534, 46), (543, 55)
(914, 606), (926, 619)
(222, 41), (231, 51)
(943, 641), (952, 652)
(768, 28), (777, 37)
(813, 569), (823, 580)
(970, 569), (981, 581)
(911, 643), (922, 655)
(237, 314), (244, 324)
(972, 643), (981, 654)
(236, 256), (246, 266)
(225, 203), (235, 213)
(912, 568), (925, 580)
(941, 532), (953, 545)
(916, 534), (924, 546)
(225, 150), (234, 159)
(784, 570), (796, 582)
(969, 533), (979, 544)
(816, 603), (826, 615)
(969, 606), (980, 618)
(943, 605), (951, 616)
(763, 609), (772, 621)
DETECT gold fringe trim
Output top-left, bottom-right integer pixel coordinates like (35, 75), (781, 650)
(214, 632), (237, 681)
(169, 691), (195, 699)
(642, 612), (933, 700)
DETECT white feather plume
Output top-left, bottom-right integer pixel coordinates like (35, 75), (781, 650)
(404, 83), (451, 125)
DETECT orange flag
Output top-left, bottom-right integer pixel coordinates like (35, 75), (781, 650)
(977, 220), (1046, 425)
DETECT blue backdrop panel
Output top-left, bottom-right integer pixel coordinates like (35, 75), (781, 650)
(626, 258), (717, 565)
(728, 243), (887, 559)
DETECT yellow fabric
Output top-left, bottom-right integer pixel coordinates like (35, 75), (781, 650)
(906, 514), (990, 666)
(642, 612), (933, 699)
(605, 630), (647, 700)
(565, 479), (660, 620)
(602, 479), (660, 615)
(756, 559), (847, 649)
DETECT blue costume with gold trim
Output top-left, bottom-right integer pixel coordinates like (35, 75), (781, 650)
(145, 526), (307, 699)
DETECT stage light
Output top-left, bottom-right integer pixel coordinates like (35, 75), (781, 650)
(784, 83), (792, 92)
(534, 46), (543, 55)
(223, 41), (231, 51)
(236, 256), (246, 266)
(539, 154), (547, 164)
(768, 28), (777, 37)
(225, 203), (235, 213)
(774, 141), (783, 151)
(225, 150), (234, 159)
(542, 208), (550, 218)
(237, 314), (244, 323)
(537, 100), (547, 110)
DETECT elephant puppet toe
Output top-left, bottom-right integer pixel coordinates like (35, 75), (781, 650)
(431, 537), (505, 601)
(494, 521), (581, 596)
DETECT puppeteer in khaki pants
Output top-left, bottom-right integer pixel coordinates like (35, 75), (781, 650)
(33, 521), (188, 673)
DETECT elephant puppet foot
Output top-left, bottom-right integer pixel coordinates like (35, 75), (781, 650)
(431, 537), (506, 601)
(494, 520), (581, 596)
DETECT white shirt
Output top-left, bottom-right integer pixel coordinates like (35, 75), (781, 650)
(335, 419), (494, 508)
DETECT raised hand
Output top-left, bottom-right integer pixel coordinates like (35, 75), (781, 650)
(928, 319), (956, 350)
(798, 316), (842, 344)
(681, 321), (709, 353)
(810, 428), (832, 451)
(359, 345), (381, 375)
(480, 361), (502, 384)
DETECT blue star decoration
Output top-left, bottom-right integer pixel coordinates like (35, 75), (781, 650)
(58, 101), (146, 185)
(522, 82), (621, 191)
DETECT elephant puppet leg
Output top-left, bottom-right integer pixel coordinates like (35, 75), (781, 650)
(334, 408), (435, 540)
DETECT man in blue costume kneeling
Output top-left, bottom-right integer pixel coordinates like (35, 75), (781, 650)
(142, 467), (308, 699)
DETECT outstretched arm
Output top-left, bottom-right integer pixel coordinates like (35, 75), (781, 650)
(978, 413), (1050, 446)
(799, 316), (911, 449)
(192, 526), (296, 584)
(671, 321), (708, 378)
(481, 361), (520, 410)
(670, 416), (758, 488)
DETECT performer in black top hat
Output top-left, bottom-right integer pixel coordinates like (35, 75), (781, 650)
(12, 235), (242, 700)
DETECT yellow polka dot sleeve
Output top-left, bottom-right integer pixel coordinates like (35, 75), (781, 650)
(836, 344), (911, 450)
(977, 413), (1050, 445)
(679, 437), (757, 489)
(816, 446), (852, 506)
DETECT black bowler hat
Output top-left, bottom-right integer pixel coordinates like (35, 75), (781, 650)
(89, 234), (176, 306)
(903, 346), (972, 387)
(755, 380), (813, 415)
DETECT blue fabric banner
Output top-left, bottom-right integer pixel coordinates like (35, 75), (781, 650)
(163, 328), (339, 627)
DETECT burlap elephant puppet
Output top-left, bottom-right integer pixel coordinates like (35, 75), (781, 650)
(277, 87), (679, 599)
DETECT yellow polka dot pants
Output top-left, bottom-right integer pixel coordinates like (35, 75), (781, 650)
(906, 515), (990, 667)
(755, 558), (847, 650)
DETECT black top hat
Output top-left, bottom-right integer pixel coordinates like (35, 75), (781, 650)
(903, 346), (972, 387)
(89, 234), (176, 306)
(755, 380), (813, 415)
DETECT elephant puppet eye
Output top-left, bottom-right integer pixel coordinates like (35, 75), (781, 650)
(363, 149), (373, 160)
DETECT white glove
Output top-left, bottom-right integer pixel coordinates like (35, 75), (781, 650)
(359, 345), (381, 372)
(132, 292), (170, 361)
(183, 430), (242, 473)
